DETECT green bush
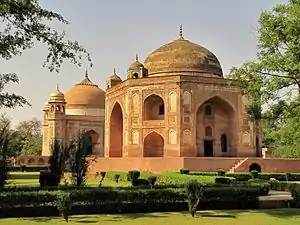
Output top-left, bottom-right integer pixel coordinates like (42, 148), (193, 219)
(217, 169), (226, 177)
(114, 174), (120, 183)
(148, 176), (157, 186)
(180, 168), (190, 174)
(127, 170), (140, 181)
(185, 180), (205, 217)
(190, 172), (300, 182)
(39, 170), (61, 187)
(291, 183), (300, 207)
(250, 170), (259, 179)
(215, 177), (235, 185)
(132, 178), (150, 187)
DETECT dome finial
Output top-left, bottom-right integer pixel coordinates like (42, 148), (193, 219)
(135, 53), (139, 61)
(178, 24), (184, 40)
(85, 68), (89, 78)
(113, 68), (116, 74)
(56, 84), (60, 91)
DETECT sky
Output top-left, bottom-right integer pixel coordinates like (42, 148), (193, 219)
(2, 0), (288, 126)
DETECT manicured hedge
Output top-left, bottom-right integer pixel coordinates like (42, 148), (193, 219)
(8, 165), (49, 173)
(190, 172), (300, 181)
(0, 184), (266, 217)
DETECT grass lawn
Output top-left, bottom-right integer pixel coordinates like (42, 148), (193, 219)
(0, 209), (299, 225)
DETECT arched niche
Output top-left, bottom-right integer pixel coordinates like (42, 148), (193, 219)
(143, 132), (164, 157)
(143, 94), (165, 120)
(169, 91), (177, 112)
(83, 130), (100, 155)
(109, 102), (123, 157)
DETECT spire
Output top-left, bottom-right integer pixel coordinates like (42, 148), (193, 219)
(178, 24), (184, 40)
(135, 53), (139, 61)
(113, 68), (116, 74)
(56, 84), (60, 91)
(85, 68), (89, 78)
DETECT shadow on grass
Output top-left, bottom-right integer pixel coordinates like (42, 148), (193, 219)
(262, 208), (300, 219)
(70, 213), (170, 223)
(197, 211), (236, 218)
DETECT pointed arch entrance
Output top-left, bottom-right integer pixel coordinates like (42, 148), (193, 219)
(109, 102), (123, 157)
(83, 130), (100, 155)
(143, 132), (164, 157)
(196, 96), (237, 157)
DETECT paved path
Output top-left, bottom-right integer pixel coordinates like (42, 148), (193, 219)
(259, 191), (293, 201)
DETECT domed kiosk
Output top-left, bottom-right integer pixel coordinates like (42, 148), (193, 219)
(42, 70), (106, 157)
(95, 26), (261, 174)
(41, 26), (261, 174)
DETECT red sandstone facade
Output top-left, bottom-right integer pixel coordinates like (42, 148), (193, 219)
(34, 28), (300, 174)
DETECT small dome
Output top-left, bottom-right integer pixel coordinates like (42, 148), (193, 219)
(129, 54), (144, 70)
(65, 70), (105, 109)
(43, 102), (50, 111)
(144, 29), (223, 77)
(49, 86), (65, 103)
(108, 68), (122, 81)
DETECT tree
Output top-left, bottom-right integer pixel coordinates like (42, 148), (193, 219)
(228, 0), (300, 157)
(16, 118), (42, 156)
(70, 131), (95, 187)
(1, 0), (92, 108)
(257, 0), (300, 97)
(0, 114), (23, 158)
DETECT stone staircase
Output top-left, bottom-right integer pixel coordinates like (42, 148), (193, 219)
(228, 157), (248, 173)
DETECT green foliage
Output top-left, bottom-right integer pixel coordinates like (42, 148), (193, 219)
(291, 183), (300, 208)
(180, 168), (190, 174)
(227, 1), (300, 155)
(16, 118), (42, 156)
(114, 174), (120, 183)
(127, 170), (140, 181)
(56, 192), (73, 222)
(217, 169), (226, 176)
(185, 180), (205, 217)
(215, 177), (236, 185)
(148, 176), (157, 186)
(251, 170), (259, 179)
(0, 0), (91, 108)
(70, 131), (95, 187)
(49, 139), (70, 182)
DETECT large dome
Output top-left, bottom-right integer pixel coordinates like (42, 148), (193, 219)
(65, 72), (105, 109)
(144, 34), (223, 77)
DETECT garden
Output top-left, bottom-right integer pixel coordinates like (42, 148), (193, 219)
(1, 135), (300, 224)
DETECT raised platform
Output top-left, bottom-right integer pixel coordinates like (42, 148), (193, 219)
(13, 156), (300, 173)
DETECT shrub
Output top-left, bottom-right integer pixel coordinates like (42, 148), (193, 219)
(217, 169), (226, 177)
(250, 170), (259, 179)
(0, 160), (8, 188)
(215, 177), (235, 185)
(56, 192), (73, 222)
(132, 178), (150, 187)
(291, 184), (300, 207)
(100, 172), (106, 180)
(180, 168), (190, 174)
(127, 170), (140, 181)
(39, 170), (61, 187)
(185, 180), (205, 217)
(148, 176), (157, 186)
(69, 131), (96, 187)
(114, 174), (120, 183)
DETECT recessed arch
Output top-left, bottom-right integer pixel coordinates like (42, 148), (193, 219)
(143, 94), (165, 120)
(249, 163), (262, 172)
(109, 102), (123, 157)
(37, 158), (45, 165)
(221, 134), (228, 152)
(196, 95), (237, 157)
(83, 130), (100, 155)
(143, 131), (164, 157)
(205, 126), (213, 137)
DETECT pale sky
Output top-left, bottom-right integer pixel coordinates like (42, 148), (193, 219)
(2, 0), (287, 126)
